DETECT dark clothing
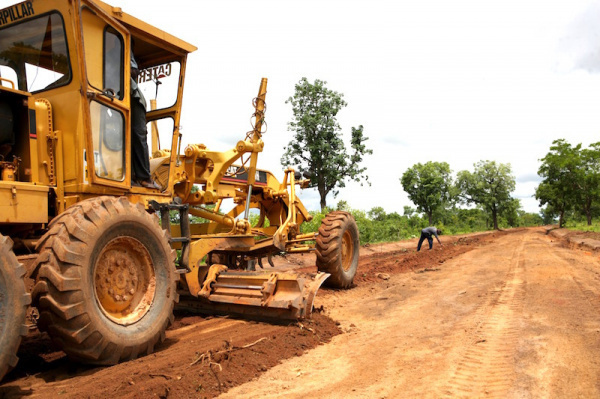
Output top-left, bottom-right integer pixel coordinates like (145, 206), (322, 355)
(417, 226), (441, 251)
(417, 232), (433, 251)
(130, 96), (151, 181)
(421, 226), (440, 239)
(130, 62), (151, 181)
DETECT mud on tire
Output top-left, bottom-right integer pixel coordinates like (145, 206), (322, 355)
(32, 197), (177, 365)
(0, 235), (30, 381)
(316, 211), (360, 289)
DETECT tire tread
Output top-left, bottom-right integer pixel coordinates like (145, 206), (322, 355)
(315, 211), (360, 288)
(33, 196), (176, 365)
(0, 236), (31, 381)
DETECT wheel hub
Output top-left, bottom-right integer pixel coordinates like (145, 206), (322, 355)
(94, 237), (156, 325)
(341, 230), (354, 272)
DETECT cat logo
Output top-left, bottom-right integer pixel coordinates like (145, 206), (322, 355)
(0, 2), (34, 26)
(137, 63), (172, 83)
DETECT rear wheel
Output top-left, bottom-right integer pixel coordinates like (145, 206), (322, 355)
(33, 197), (176, 365)
(0, 235), (30, 381)
(316, 211), (360, 288)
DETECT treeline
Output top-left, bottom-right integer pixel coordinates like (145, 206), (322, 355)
(536, 139), (600, 227)
(300, 201), (542, 245)
(400, 159), (522, 230)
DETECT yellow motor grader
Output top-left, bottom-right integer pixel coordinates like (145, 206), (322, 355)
(0, 0), (360, 381)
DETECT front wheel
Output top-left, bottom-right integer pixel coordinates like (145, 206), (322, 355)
(33, 197), (176, 365)
(316, 211), (360, 288)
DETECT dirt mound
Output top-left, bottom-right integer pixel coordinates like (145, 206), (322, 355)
(548, 228), (600, 252)
(2, 314), (339, 399)
(352, 232), (503, 285)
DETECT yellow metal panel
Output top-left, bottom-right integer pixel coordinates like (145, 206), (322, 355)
(0, 182), (49, 224)
(34, 99), (53, 186)
(93, 0), (197, 54)
(185, 236), (255, 296)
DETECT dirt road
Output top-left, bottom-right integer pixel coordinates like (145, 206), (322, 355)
(2, 227), (600, 398)
(224, 227), (600, 398)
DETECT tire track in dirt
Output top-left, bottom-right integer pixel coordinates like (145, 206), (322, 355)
(442, 234), (527, 397)
(570, 275), (600, 326)
(545, 249), (600, 329)
(518, 234), (600, 397)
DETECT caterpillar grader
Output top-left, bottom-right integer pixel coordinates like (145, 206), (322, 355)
(0, 0), (360, 382)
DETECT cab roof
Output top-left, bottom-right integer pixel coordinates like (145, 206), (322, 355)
(93, 0), (197, 56)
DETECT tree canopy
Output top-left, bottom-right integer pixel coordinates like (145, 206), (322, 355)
(400, 161), (453, 225)
(536, 139), (600, 227)
(281, 78), (372, 210)
(456, 160), (516, 230)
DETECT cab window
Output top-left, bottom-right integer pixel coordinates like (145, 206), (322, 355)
(137, 61), (180, 110)
(81, 7), (124, 97)
(103, 27), (124, 99)
(146, 117), (175, 157)
(90, 101), (125, 181)
(0, 12), (71, 92)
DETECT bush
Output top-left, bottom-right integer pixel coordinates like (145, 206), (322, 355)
(299, 202), (543, 245)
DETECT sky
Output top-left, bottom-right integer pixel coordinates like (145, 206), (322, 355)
(9, 0), (600, 215)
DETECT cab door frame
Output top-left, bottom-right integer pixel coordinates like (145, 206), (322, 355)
(77, 0), (131, 190)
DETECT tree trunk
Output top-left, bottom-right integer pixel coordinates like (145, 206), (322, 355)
(318, 178), (327, 211)
(559, 210), (565, 228)
(585, 198), (592, 226)
(492, 207), (499, 230)
(428, 212), (433, 226)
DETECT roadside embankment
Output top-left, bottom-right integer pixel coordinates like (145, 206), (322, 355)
(547, 226), (600, 251)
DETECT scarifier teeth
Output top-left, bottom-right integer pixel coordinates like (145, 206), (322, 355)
(268, 253), (275, 267)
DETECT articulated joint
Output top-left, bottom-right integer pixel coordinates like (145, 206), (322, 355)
(184, 144), (207, 158)
(236, 140), (264, 154)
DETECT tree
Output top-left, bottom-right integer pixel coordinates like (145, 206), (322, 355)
(540, 205), (558, 225)
(403, 206), (416, 217)
(535, 139), (581, 228)
(400, 161), (453, 225)
(281, 78), (372, 210)
(456, 160), (516, 230)
(518, 210), (544, 227)
(578, 143), (600, 225)
(336, 200), (350, 212)
(368, 206), (386, 222)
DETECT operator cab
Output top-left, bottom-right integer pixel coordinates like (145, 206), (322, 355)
(0, 0), (196, 196)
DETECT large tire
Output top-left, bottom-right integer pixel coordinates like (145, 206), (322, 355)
(32, 197), (177, 365)
(0, 235), (30, 381)
(316, 211), (360, 288)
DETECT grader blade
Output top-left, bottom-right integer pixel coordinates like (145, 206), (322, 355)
(183, 271), (329, 320)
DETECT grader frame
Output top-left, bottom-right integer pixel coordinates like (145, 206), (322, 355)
(0, 0), (360, 381)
